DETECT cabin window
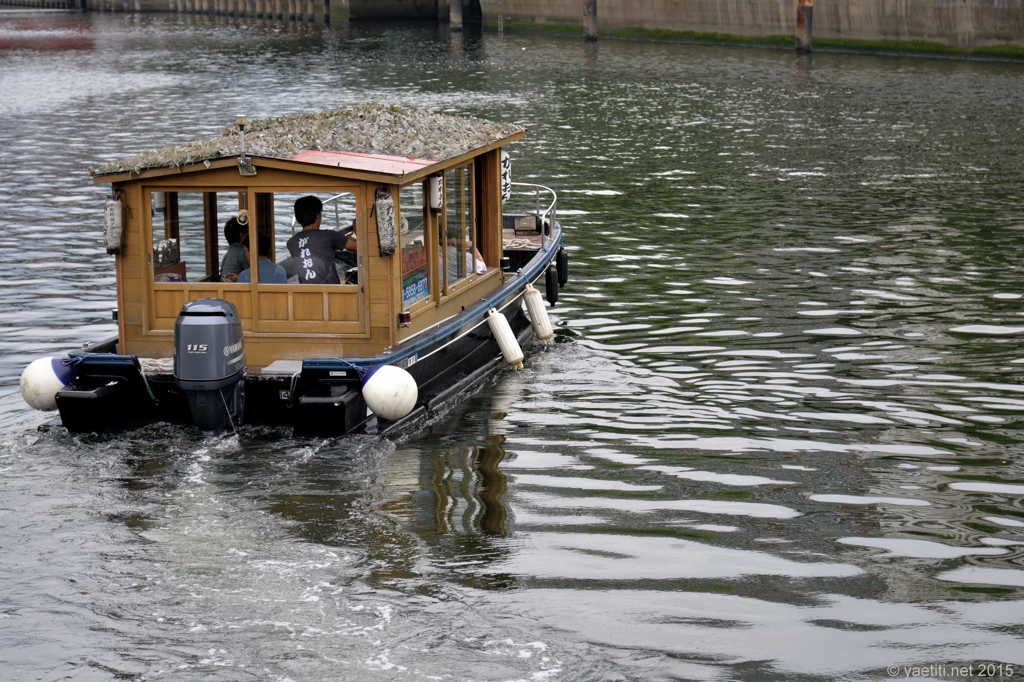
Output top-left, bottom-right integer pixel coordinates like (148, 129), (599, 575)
(148, 189), (359, 286)
(150, 190), (244, 283)
(441, 163), (478, 293)
(398, 182), (430, 309)
(270, 191), (358, 285)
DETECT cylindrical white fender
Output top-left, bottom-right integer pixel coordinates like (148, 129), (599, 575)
(359, 364), (418, 421)
(487, 308), (524, 370)
(20, 357), (76, 411)
(523, 283), (553, 345)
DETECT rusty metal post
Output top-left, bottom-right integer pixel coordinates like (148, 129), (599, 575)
(583, 0), (597, 41)
(795, 0), (813, 53)
(450, 0), (462, 31)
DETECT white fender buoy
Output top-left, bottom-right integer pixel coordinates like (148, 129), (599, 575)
(523, 283), (553, 345)
(487, 308), (524, 370)
(358, 365), (418, 421)
(20, 357), (76, 411)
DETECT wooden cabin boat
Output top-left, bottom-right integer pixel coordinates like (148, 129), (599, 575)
(21, 104), (567, 436)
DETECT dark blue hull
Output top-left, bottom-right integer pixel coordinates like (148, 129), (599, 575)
(52, 226), (564, 437)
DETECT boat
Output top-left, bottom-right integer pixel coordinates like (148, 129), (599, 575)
(19, 104), (568, 436)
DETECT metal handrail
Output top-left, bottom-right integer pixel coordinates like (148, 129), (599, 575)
(290, 192), (351, 235)
(509, 181), (557, 249)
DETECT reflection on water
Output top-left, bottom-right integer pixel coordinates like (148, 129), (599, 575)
(1, 10), (1024, 680)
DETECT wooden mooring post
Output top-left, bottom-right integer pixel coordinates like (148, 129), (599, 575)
(583, 0), (596, 41)
(796, 0), (813, 53)
(450, 0), (462, 31)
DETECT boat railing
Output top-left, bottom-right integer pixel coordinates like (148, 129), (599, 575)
(509, 182), (557, 249)
(290, 192), (352, 235)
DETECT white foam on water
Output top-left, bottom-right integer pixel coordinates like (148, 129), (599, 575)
(936, 567), (1024, 587)
(641, 465), (794, 487)
(518, 491), (801, 519)
(563, 188), (623, 196)
(791, 412), (893, 425)
(810, 495), (930, 507)
(513, 474), (663, 492)
(803, 328), (863, 336)
(483, 532), (860, 580)
(694, 330), (749, 337)
(703, 277), (752, 285)
(949, 325), (1024, 335)
(502, 451), (593, 470)
(836, 537), (1006, 558)
(949, 482), (1024, 495)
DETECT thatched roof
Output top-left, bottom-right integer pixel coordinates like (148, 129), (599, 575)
(90, 103), (524, 177)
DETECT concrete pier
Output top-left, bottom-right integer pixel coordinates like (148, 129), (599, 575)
(0, 0), (344, 22)
(480, 0), (1024, 50)
(582, 0), (596, 40)
(450, 0), (462, 30)
(795, 0), (812, 52)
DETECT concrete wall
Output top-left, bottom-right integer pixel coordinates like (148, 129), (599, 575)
(349, 0), (435, 19)
(481, 0), (1024, 48)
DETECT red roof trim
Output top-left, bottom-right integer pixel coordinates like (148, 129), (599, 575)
(285, 149), (437, 176)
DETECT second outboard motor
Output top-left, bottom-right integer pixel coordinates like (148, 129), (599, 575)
(173, 298), (245, 435)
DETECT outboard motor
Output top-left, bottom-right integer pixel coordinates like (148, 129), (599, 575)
(173, 298), (245, 435)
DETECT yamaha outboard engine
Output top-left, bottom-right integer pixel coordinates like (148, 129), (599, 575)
(173, 298), (245, 435)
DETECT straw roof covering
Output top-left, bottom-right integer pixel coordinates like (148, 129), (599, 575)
(90, 104), (524, 177)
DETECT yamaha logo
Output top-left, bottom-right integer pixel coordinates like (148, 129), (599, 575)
(187, 344), (208, 354)
(223, 340), (243, 356)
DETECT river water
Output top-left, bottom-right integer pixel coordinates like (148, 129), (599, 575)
(2, 11), (1024, 681)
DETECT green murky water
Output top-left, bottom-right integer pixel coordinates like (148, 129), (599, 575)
(2, 12), (1024, 680)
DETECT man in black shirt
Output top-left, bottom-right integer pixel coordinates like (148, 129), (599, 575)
(287, 195), (354, 284)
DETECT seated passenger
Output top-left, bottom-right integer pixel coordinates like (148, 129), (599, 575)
(446, 241), (488, 282)
(238, 234), (287, 284)
(220, 217), (249, 282)
(286, 196), (352, 284)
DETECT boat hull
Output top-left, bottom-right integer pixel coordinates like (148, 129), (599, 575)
(50, 227), (563, 437)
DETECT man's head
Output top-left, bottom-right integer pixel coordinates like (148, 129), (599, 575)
(224, 217), (246, 245)
(294, 195), (323, 228)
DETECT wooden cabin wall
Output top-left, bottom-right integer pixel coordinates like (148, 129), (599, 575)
(109, 151), (515, 363)
(475, 148), (501, 268)
(364, 182), (396, 350)
(116, 166), (390, 363)
(116, 182), (145, 355)
(394, 154), (505, 345)
(203, 192), (220, 278)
